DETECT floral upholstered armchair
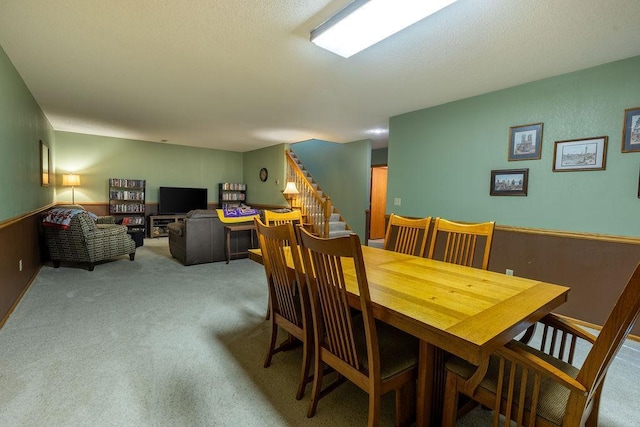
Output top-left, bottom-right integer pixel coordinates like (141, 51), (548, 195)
(42, 208), (136, 271)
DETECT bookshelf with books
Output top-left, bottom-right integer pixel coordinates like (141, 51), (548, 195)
(109, 178), (146, 246)
(218, 182), (246, 208)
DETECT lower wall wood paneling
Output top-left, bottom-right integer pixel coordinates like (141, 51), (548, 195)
(0, 212), (43, 328)
(489, 227), (640, 336)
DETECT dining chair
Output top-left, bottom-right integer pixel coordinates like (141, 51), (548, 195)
(261, 210), (304, 320)
(254, 217), (313, 400)
(298, 227), (418, 426)
(442, 261), (640, 427)
(427, 217), (495, 269)
(264, 209), (302, 226)
(383, 213), (432, 257)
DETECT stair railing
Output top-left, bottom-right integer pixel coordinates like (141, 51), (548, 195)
(285, 150), (332, 237)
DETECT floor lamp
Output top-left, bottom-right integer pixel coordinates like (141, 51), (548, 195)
(62, 173), (81, 204)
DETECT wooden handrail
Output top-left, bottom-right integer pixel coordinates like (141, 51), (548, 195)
(286, 149), (349, 237)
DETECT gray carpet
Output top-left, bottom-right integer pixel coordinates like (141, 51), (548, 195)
(0, 238), (637, 426)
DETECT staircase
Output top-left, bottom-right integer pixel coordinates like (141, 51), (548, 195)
(286, 149), (352, 238)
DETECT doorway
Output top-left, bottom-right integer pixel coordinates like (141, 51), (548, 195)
(369, 166), (388, 240)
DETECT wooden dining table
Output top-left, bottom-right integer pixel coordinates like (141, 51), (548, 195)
(248, 245), (569, 426)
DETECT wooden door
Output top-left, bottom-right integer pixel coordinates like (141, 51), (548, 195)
(369, 166), (388, 239)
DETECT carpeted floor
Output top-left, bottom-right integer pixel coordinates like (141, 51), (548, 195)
(0, 238), (637, 426)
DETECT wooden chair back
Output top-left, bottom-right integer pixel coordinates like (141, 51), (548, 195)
(298, 227), (418, 425)
(254, 217), (312, 399)
(427, 217), (495, 269)
(298, 228), (375, 373)
(264, 210), (302, 226)
(255, 217), (305, 327)
(383, 213), (431, 257)
(574, 261), (640, 411)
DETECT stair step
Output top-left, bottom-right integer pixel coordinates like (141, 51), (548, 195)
(329, 230), (352, 238)
(329, 221), (346, 232)
(329, 213), (340, 222)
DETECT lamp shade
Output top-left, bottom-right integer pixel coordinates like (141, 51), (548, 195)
(282, 181), (299, 195)
(62, 174), (81, 187)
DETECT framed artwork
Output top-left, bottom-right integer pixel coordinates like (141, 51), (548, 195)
(490, 168), (528, 196)
(40, 140), (50, 186)
(622, 107), (640, 152)
(553, 136), (607, 172)
(508, 123), (543, 161)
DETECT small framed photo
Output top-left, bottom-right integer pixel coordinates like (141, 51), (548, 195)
(622, 107), (640, 153)
(490, 168), (528, 196)
(553, 136), (607, 172)
(508, 123), (543, 161)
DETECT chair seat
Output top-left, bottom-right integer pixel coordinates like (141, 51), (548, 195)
(352, 314), (419, 380)
(446, 340), (579, 425)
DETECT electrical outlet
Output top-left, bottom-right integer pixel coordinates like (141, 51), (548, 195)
(19, 259), (23, 272)
(394, 198), (401, 206)
(505, 268), (514, 276)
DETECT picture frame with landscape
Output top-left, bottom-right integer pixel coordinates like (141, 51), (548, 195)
(622, 107), (640, 153)
(490, 168), (528, 196)
(553, 136), (608, 172)
(508, 123), (543, 161)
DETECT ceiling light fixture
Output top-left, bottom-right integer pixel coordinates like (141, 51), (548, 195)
(310, 0), (458, 58)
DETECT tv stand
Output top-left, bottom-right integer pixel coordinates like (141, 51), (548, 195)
(149, 214), (185, 238)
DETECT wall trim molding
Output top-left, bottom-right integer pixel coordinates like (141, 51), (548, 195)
(0, 203), (56, 230)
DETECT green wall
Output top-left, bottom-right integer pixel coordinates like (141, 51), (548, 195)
(388, 55), (640, 237)
(55, 132), (243, 204)
(0, 45), (55, 221)
(292, 139), (371, 239)
(371, 147), (388, 166)
(243, 143), (289, 207)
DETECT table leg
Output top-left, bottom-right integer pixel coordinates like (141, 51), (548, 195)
(416, 340), (446, 427)
(225, 227), (230, 264)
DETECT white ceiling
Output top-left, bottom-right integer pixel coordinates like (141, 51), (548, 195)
(1, 0), (640, 152)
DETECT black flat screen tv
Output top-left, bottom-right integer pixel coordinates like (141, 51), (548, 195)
(158, 186), (208, 215)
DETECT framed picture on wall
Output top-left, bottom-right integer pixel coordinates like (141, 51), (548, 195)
(622, 107), (640, 152)
(508, 123), (543, 161)
(553, 136), (607, 172)
(490, 168), (528, 196)
(40, 140), (50, 186)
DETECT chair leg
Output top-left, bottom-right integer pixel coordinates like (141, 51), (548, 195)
(368, 391), (381, 427)
(88, 263), (95, 271)
(441, 372), (460, 427)
(129, 253), (135, 261)
(265, 294), (271, 320)
(296, 336), (312, 400)
(53, 260), (61, 268)
(395, 381), (415, 427)
(263, 317), (278, 368)
(307, 359), (325, 418)
(585, 383), (604, 427)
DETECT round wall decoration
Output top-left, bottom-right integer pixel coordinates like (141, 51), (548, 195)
(259, 167), (268, 182)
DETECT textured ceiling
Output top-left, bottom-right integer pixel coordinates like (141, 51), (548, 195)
(1, 0), (640, 152)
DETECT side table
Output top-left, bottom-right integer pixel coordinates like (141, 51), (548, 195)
(224, 223), (256, 264)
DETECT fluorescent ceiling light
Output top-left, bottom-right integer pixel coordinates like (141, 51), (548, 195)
(311, 0), (458, 58)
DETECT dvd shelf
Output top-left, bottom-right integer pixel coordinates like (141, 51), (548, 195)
(109, 178), (146, 246)
(218, 182), (246, 208)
